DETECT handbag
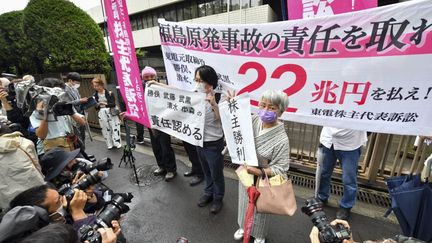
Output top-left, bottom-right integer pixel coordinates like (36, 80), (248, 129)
(109, 107), (120, 116)
(256, 173), (297, 216)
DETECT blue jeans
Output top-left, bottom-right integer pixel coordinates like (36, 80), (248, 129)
(317, 144), (361, 209)
(196, 139), (225, 200)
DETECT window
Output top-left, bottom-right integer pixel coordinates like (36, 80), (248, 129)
(177, 6), (184, 21)
(198, 0), (206, 17)
(130, 17), (137, 31)
(152, 13), (158, 27)
(250, 0), (262, 7)
(142, 14), (148, 29)
(191, 1), (198, 18)
(183, 3), (192, 20)
(206, 2), (215, 15)
(164, 8), (176, 21)
(136, 16), (143, 30)
(221, 0), (228, 12)
(230, 0), (240, 10)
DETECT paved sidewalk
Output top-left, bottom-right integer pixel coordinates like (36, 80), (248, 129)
(86, 136), (400, 243)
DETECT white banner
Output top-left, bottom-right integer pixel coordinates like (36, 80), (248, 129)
(158, 0), (432, 136)
(219, 93), (258, 166)
(145, 85), (206, 146)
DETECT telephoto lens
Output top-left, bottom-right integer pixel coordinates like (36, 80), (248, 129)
(301, 198), (351, 243)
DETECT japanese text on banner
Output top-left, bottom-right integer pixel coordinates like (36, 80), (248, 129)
(103, 0), (150, 127)
(159, 0), (432, 136)
(145, 85), (206, 147)
(219, 93), (258, 166)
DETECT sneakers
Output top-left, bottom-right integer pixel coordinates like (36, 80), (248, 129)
(254, 237), (266, 243)
(137, 139), (145, 144)
(336, 207), (351, 220)
(233, 228), (244, 241)
(210, 199), (223, 214)
(115, 144), (122, 149)
(197, 195), (213, 207)
(153, 167), (167, 176)
(165, 172), (176, 182)
(107, 146), (113, 150)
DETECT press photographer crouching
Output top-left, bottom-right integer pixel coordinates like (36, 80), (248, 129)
(40, 148), (112, 213)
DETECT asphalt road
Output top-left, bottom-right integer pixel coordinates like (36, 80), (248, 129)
(86, 138), (400, 243)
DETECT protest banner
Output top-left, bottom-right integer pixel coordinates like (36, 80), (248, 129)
(145, 84), (206, 146)
(159, 0), (432, 136)
(103, 0), (150, 127)
(219, 93), (258, 166)
(287, 0), (377, 20)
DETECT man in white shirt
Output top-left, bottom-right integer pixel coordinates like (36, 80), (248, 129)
(317, 127), (367, 220)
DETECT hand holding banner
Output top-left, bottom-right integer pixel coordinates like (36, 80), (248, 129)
(219, 93), (258, 166)
(145, 84), (206, 147)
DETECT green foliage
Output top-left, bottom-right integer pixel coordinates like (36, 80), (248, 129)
(22, 0), (110, 74)
(0, 11), (35, 74)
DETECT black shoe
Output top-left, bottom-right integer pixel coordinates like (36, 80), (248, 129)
(210, 200), (223, 214)
(189, 176), (204, 186)
(165, 172), (176, 182)
(336, 207), (351, 220)
(137, 139), (145, 144)
(197, 195), (213, 207)
(183, 171), (195, 177)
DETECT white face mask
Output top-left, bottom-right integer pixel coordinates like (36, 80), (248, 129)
(195, 82), (207, 93)
(73, 83), (80, 89)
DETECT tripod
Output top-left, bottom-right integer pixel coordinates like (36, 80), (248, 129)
(118, 118), (140, 185)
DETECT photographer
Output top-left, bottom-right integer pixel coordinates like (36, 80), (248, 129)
(9, 184), (96, 231)
(40, 148), (105, 213)
(30, 78), (86, 152)
(65, 72), (88, 149)
(0, 78), (38, 145)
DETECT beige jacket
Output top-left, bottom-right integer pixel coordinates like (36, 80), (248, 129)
(0, 132), (44, 210)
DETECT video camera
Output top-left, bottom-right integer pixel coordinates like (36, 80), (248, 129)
(58, 169), (103, 201)
(301, 198), (351, 243)
(74, 158), (114, 175)
(13, 80), (74, 119)
(78, 193), (134, 243)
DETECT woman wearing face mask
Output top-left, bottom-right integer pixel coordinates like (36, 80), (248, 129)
(193, 65), (226, 214)
(233, 90), (290, 243)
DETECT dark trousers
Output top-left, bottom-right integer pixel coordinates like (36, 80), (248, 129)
(136, 122), (145, 142)
(182, 141), (203, 178)
(197, 138), (225, 200)
(149, 129), (176, 172)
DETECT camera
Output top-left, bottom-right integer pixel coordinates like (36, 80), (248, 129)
(78, 193), (134, 243)
(14, 81), (74, 118)
(74, 158), (113, 174)
(301, 198), (351, 243)
(58, 169), (103, 201)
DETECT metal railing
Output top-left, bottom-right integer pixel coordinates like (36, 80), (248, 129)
(78, 74), (432, 189)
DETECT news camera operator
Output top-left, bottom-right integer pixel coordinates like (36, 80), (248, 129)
(0, 77), (38, 145)
(29, 78), (86, 152)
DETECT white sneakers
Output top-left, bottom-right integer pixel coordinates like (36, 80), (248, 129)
(233, 228), (265, 243)
(234, 228), (244, 240)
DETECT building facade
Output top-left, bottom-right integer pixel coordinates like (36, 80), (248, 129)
(86, 0), (281, 70)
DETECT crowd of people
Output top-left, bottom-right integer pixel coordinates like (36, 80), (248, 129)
(0, 65), (429, 243)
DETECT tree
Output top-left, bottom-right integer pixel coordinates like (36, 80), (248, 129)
(23, 0), (110, 74)
(0, 11), (34, 74)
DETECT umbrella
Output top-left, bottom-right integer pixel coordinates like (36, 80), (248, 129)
(386, 174), (432, 242)
(243, 186), (260, 243)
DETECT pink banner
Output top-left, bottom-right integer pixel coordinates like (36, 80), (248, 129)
(103, 0), (150, 127)
(288, 0), (377, 20)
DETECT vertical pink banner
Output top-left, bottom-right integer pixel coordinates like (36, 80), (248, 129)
(288, 0), (377, 20)
(103, 0), (150, 127)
